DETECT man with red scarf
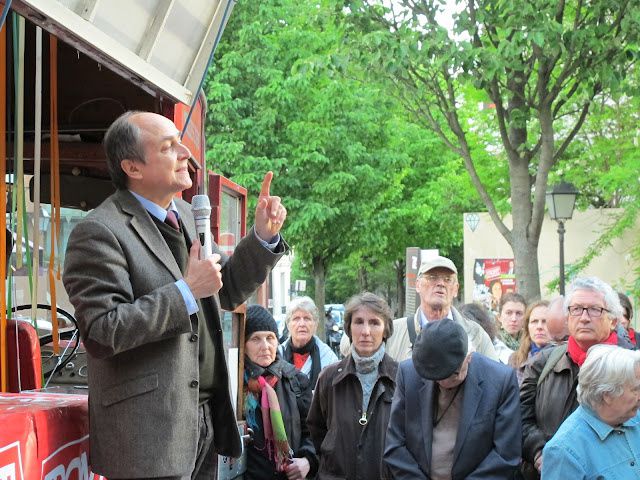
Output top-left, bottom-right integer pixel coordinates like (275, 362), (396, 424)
(519, 276), (636, 480)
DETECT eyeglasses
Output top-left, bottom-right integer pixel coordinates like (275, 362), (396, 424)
(423, 274), (456, 285)
(568, 306), (610, 318)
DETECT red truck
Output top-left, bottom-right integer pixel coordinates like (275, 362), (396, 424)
(1, 2), (250, 478)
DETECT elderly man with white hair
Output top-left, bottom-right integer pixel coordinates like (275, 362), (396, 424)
(519, 276), (636, 480)
(542, 344), (640, 478)
(279, 296), (338, 393)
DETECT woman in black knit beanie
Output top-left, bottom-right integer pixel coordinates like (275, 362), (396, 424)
(242, 304), (318, 480)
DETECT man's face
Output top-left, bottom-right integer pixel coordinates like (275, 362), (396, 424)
(416, 267), (459, 313)
(546, 301), (569, 342)
(567, 289), (614, 349)
(126, 113), (193, 205)
(437, 353), (471, 390)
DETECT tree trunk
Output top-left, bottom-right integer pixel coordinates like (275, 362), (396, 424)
(313, 255), (326, 339)
(511, 231), (542, 301)
(508, 158), (543, 301)
(358, 266), (369, 291)
(504, 69), (543, 302)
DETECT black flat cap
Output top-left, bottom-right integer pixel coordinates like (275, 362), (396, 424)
(412, 318), (468, 380)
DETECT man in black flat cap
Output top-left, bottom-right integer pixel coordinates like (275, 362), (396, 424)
(384, 319), (521, 480)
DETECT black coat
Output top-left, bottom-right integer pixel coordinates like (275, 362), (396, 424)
(307, 353), (397, 480)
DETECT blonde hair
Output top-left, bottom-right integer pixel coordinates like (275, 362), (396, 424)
(509, 300), (549, 368)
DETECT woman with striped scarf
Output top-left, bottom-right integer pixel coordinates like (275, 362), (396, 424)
(243, 305), (318, 479)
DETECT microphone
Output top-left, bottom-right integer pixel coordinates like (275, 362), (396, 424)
(191, 195), (212, 259)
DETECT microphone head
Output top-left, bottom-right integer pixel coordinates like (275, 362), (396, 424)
(191, 194), (211, 218)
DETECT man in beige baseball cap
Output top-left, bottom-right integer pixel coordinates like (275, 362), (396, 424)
(385, 255), (497, 362)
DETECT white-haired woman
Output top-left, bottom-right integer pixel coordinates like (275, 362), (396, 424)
(279, 296), (338, 392)
(542, 344), (640, 479)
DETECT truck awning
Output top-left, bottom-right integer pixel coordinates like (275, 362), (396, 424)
(8, 0), (235, 105)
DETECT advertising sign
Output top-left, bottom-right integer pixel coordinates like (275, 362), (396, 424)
(472, 258), (516, 314)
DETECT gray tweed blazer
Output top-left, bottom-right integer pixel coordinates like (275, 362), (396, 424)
(63, 189), (286, 478)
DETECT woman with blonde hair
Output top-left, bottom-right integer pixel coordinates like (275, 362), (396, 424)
(509, 300), (550, 385)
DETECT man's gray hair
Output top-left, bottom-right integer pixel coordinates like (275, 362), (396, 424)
(577, 344), (640, 410)
(285, 296), (319, 325)
(564, 277), (623, 320)
(103, 111), (146, 190)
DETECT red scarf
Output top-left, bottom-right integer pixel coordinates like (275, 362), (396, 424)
(629, 328), (637, 345)
(567, 331), (618, 366)
(292, 352), (310, 370)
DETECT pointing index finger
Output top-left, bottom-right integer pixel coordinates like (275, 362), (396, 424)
(260, 171), (273, 198)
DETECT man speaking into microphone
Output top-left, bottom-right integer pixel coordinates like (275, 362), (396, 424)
(63, 111), (288, 480)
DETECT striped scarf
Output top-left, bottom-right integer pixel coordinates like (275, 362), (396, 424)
(244, 361), (293, 472)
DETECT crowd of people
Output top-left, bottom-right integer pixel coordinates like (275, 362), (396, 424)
(63, 111), (638, 480)
(240, 255), (640, 479)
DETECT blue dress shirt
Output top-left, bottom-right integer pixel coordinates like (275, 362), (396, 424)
(542, 405), (640, 479)
(418, 308), (454, 327)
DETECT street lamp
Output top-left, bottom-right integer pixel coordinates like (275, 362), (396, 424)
(546, 181), (578, 295)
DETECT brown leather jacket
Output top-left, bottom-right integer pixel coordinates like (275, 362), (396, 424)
(520, 346), (579, 468)
(520, 332), (635, 479)
(307, 353), (397, 480)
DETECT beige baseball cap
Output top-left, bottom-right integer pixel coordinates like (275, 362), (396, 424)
(417, 256), (458, 276)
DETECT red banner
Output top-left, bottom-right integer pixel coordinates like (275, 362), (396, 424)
(0, 393), (103, 480)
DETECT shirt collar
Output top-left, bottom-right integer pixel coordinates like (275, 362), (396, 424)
(581, 406), (640, 441)
(419, 308), (453, 327)
(129, 190), (179, 222)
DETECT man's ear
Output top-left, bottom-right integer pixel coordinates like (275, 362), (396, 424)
(610, 316), (619, 329)
(120, 159), (143, 181)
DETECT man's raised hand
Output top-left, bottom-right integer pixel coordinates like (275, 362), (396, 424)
(255, 171), (287, 242)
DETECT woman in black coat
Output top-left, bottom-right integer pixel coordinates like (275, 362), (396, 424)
(307, 292), (397, 479)
(243, 305), (318, 480)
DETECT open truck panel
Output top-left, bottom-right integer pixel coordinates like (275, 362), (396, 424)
(8, 0), (235, 105)
(2, 0), (236, 195)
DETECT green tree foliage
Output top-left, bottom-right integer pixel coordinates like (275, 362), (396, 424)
(346, 0), (640, 300)
(553, 71), (640, 294)
(205, 0), (481, 318)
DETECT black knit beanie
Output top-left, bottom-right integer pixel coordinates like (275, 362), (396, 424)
(245, 305), (279, 338)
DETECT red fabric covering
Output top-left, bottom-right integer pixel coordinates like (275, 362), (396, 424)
(292, 352), (310, 371)
(6, 319), (42, 392)
(0, 392), (103, 479)
(567, 331), (618, 366)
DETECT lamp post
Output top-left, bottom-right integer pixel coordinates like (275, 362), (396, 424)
(545, 181), (578, 295)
